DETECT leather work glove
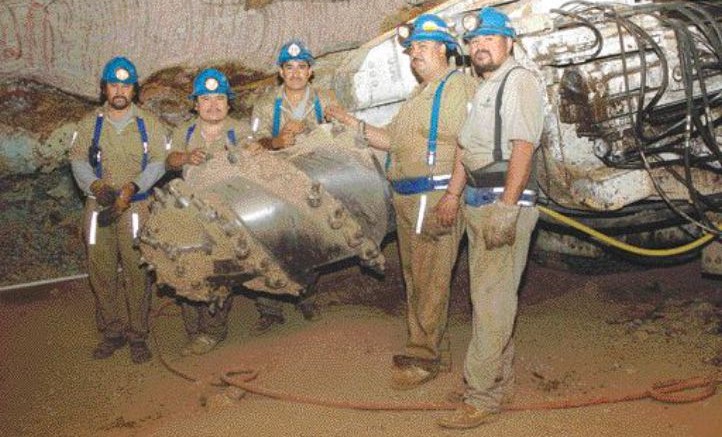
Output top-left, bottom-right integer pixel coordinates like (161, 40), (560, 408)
(89, 180), (116, 207)
(257, 134), (294, 150)
(282, 120), (306, 135)
(422, 193), (460, 241)
(270, 132), (295, 149)
(482, 202), (520, 250)
(166, 149), (206, 170)
(97, 182), (138, 227)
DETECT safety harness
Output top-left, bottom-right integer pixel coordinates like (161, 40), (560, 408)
(88, 113), (150, 202)
(184, 124), (238, 148)
(271, 90), (324, 138)
(464, 66), (538, 207)
(389, 69), (459, 195)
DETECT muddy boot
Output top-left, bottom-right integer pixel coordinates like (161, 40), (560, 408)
(92, 336), (127, 360)
(390, 355), (440, 390)
(181, 334), (220, 356)
(437, 404), (497, 429)
(129, 340), (152, 364)
(390, 365), (439, 390)
(296, 300), (321, 322)
(252, 313), (285, 335)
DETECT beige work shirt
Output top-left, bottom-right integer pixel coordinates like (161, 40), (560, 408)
(70, 103), (168, 190)
(251, 85), (336, 138)
(169, 117), (252, 156)
(386, 68), (477, 181)
(458, 58), (544, 171)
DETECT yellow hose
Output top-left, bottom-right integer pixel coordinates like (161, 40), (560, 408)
(537, 205), (717, 257)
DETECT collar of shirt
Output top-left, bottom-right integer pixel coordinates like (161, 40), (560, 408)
(408, 65), (458, 101)
(103, 103), (136, 133)
(281, 85), (312, 120)
(197, 118), (233, 146)
(480, 57), (519, 84)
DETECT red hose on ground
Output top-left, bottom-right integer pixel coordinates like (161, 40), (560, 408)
(148, 302), (721, 413)
(220, 367), (721, 412)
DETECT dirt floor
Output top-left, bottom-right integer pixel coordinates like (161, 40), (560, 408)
(1, 247), (721, 437)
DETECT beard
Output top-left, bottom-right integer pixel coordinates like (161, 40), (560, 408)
(475, 63), (501, 75)
(472, 49), (505, 74)
(109, 95), (130, 110)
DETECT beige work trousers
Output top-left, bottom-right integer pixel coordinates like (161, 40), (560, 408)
(393, 190), (464, 364)
(82, 198), (151, 342)
(463, 204), (538, 411)
(181, 296), (233, 341)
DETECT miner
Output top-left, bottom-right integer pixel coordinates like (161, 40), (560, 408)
(70, 56), (168, 364)
(437, 7), (545, 429)
(326, 14), (477, 390)
(248, 39), (334, 333)
(165, 68), (251, 355)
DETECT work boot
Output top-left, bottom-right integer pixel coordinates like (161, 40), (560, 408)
(252, 313), (285, 335)
(92, 336), (127, 360)
(181, 334), (220, 356)
(390, 365), (439, 390)
(436, 403), (496, 429)
(129, 340), (152, 364)
(296, 301), (322, 322)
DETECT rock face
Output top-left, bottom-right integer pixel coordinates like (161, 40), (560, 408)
(0, 0), (407, 100)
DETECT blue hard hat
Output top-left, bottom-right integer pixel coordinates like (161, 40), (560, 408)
(190, 68), (235, 100)
(101, 56), (138, 84)
(401, 14), (457, 51)
(463, 7), (516, 40)
(276, 39), (314, 66)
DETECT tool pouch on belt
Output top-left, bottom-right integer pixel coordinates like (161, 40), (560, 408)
(465, 159), (538, 191)
(465, 161), (507, 188)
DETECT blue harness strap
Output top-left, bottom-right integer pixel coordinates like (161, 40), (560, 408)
(313, 95), (323, 125)
(131, 116), (150, 201)
(271, 91), (324, 138)
(427, 69), (458, 166)
(227, 128), (237, 147)
(386, 70), (460, 190)
(89, 113), (151, 202)
(185, 124), (197, 145)
(185, 123), (238, 148)
(89, 114), (104, 177)
(136, 116), (149, 171)
(271, 97), (283, 138)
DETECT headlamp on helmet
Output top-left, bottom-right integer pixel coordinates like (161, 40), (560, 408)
(462, 7), (516, 41)
(190, 68), (235, 100)
(461, 13), (480, 33)
(276, 39), (315, 66)
(396, 23), (413, 46)
(398, 13), (458, 51)
(101, 56), (139, 85)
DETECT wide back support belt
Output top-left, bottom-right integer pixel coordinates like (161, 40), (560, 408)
(465, 186), (537, 207)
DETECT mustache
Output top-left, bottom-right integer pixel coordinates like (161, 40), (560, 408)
(474, 50), (491, 57)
